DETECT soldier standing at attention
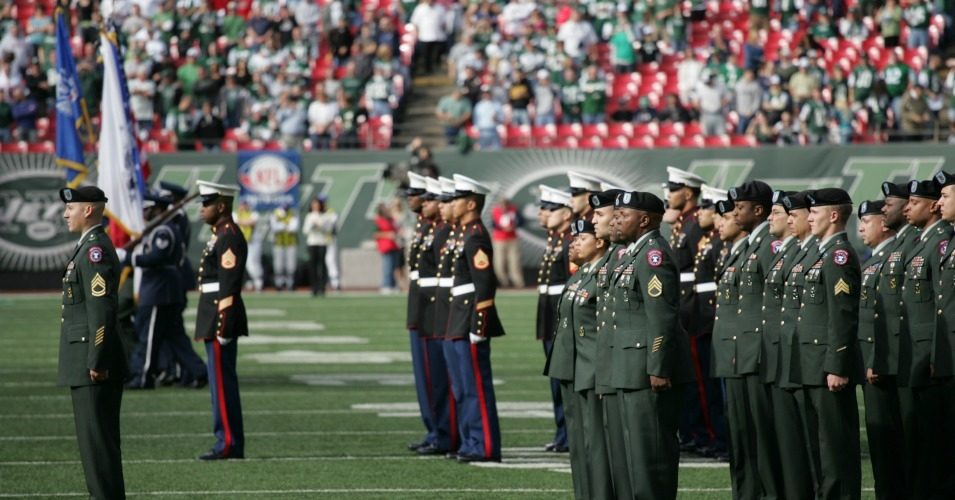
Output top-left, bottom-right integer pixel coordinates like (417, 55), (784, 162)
(931, 170), (955, 497)
(590, 187), (633, 500)
(58, 185), (128, 499)
(761, 190), (813, 500)
(194, 181), (248, 460)
(899, 178), (952, 498)
(567, 171), (602, 222)
(855, 199), (908, 500)
(435, 176), (464, 457)
(794, 189), (862, 500)
(446, 174), (504, 463)
(536, 185), (574, 453)
(687, 184), (728, 460)
(608, 191), (693, 500)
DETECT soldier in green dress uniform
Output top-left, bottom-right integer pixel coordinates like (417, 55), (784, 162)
(855, 199), (909, 500)
(58, 186), (128, 500)
(899, 179), (953, 499)
(796, 188), (862, 500)
(931, 170), (955, 498)
(608, 191), (693, 500)
(591, 187), (633, 500)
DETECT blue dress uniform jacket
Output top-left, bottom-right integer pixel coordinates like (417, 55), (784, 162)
(406, 215), (431, 330)
(195, 221), (248, 340)
(447, 221), (505, 340)
(171, 209), (195, 292)
(537, 230), (572, 340)
(693, 231), (722, 337)
(670, 209), (705, 335)
(414, 218), (440, 336)
(59, 226), (130, 387)
(134, 222), (184, 307)
(433, 223), (456, 337)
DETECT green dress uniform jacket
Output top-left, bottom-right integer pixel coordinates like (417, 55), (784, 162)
(777, 237), (821, 389)
(711, 238), (750, 378)
(59, 225), (130, 386)
(761, 236), (800, 383)
(879, 225), (920, 378)
(735, 223), (776, 376)
(859, 238), (896, 375)
(935, 232), (955, 376)
(900, 220), (953, 387)
(572, 260), (602, 392)
(545, 266), (586, 382)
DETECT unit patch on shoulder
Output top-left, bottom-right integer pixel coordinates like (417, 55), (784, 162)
(647, 275), (663, 297)
(90, 273), (106, 297)
(771, 240), (783, 254)
(88, 246), (103, 264)
(473, 248), (490, 270)
(833, 249), (849, 266)
(221, 248), (237, 269)
(940, 240), (948, 257)
(647, 249), (664, 267)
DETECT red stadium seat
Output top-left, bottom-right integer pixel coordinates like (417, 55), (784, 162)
(629, 135), (654, 149)
(504, 124), (531, 148)
(654, 135), (679, 148)
(608, 122), (634, 138)
(581, 123), (608, 139)
(704, 135), (731, 147)
(730, 134), (758, 147)
(659, 121), (685, 138)
(531, 124), (557, 147)
(680, 135), (705, 148)
(557, 123), (583, 139)
(27, 141), (55, 154)
(602, 136), (629, 149)
(634, 122), (659, 138)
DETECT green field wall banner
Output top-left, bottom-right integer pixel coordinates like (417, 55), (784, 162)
(2, 145), (953, 279)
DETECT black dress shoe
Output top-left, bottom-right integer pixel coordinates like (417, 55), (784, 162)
(457, 454), (501, 463)
(198, 449), (244, 461)
(544, 442), (569, 452)
(445, 452), (458, 460)
(406, 440), (428, 451)
(184, 376), (208, 389)
(416, 444), (448, 456)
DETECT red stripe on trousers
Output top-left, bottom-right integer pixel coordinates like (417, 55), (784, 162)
(422, 338), (433, 404)
(470, 343), (493, 458)
(689, 336), (715, 440)
(448, 383), (458, 449)
(213, 340), (233, 455)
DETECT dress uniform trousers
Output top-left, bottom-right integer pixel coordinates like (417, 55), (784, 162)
(576, 389), (613, 499)
(559, 381), (588, 499)
(131, 304), (206, 387)
(441, 338), (467, 454)
(862, 377), (908, 500)
(543, 338), (567, 448)
(409, 331), (455, 450)
(618, 385), (685, 500)
(409, 330), (435, 445)
(449, 339), (501, 459)
(601, 392), (633, 499)
(771, 385), (813, 500)
(71, 380), (125, 500)
(205, 339), (245, 457)
(796, 386), (861, 500)
(724, 377), (774, 500)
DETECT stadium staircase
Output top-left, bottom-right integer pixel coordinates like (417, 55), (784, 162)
(392, 74), (456, 148)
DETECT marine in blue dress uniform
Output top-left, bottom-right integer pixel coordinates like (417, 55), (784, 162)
(128, 191), (206, 389)
(58, 186), (129, 500)
(194, 181), (247, 460)
(446, 174), (505, 462)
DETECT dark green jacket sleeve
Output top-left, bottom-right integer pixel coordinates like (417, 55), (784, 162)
(634, 244), (681, 378)
(823, 247), (861, 377)
(79, 244), (121, 372)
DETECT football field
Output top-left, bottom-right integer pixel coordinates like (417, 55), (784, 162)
(0, 292), (876, 499)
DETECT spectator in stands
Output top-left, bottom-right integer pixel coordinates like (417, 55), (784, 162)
(659, 93), (692, 123)
(633, 96), (658, 124)
(882, 51), (911, 121)
(22, 59), (49, 117)
(308, 88), (339, 150)
(832, 98), (855, 144)
(329, 17), (355, 69)
(762, 75), (792, 124)
(336, 93), (366, 149)
(609, 13), (637, 73)
(557, 9), (597, 61)
(809, 13), (837, 50)
(461, 65), (483, 104)
(747, 110), (777, 144)
(448, 33), (478, 82)
(558, 67), (584, 124)
(365, 66), (397, 118)
(695, 71), (728, 136)
(10, 87), (37, 142)
(880, 0), (904, 47)
(789, 58), (820, 106)
(533, 70), (558, 126)
(749, 0), (771, 31)
(436, 87), (471, 144)
(839, 9), (870, 43)
(508, 69), (534, 125)
(410, 0), (448, 75)
(193, 66), (221, 106)
(849, 53), (877, 109)
(474, 89), (504, 151)
(129, 70), (156, 140)
(677, 47), (704, 104)
(491, 197), (524, 288)
(194, 101), (225, 151)
(904, 0), (932, 48)
(0, 90), (10, 143)
(275, 91), (307, 149)
(663, 4), (688, 53)
(742, 30), (765, 71)
(800, 88), (832, 144)
(901, 83), (933, 140)
(218, 75), (250, 130)
(580, 65), (607, 124)
(774, 110), (801, 144)
(735, 69), (763, 133)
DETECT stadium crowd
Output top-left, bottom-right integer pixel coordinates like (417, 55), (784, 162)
(1, 0), (955, 151)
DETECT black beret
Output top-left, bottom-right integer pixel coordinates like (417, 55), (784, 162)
(881, 181), (910, 199)
(615, 191), (665, 214)
(772, 190), (796, 206)
(159, 181), (188, 198)
(933, 170), (955, 189)
(589, 190), (623, 209)
(715, 199), (735, 215)
(909, 179), (940, 200)
(807, 187), (852, 207)
(857, 200), (885, 219)
(60, 186), (107, 203)
(143, 191), (172, 208)
(571, 218), (596, 235)
(782, 191), (811, 213)
(728, 180), (773, 206)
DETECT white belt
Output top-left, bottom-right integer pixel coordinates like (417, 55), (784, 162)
(538, 284), (565, 295)
(695, 282), (717, 293)
(418, 277), (438, 287)
(680, 272), (695, 283)
(200, 282), (219, 293)
(452, 283), (476, 296)
(438, 278), (454, 287)
(409, 270), (420, 281)
(538, 285), (548, 294)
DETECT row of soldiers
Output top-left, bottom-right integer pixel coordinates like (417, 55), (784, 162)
(536, 166), (955, 500)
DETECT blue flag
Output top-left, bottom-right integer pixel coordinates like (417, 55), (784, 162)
(54, 10), (89, 188)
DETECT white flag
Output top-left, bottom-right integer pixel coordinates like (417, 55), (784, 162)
(96, 33), (144, 237)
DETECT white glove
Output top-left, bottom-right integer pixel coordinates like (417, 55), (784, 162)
(115, 248), (127, 263)
(217, 336), (233, 346)
(469, 333), (487, 344)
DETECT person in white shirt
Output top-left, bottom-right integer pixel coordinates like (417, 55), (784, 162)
(128, 70), (156, 140)
(270, 205), (300, 291)
(410, 0), (449, 74)
(307, 87), (340, 150)
(556, 10), (597, 60)
(302, 196), (338, 296)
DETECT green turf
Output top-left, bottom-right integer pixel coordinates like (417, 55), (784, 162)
(0, 292), (877, 498)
